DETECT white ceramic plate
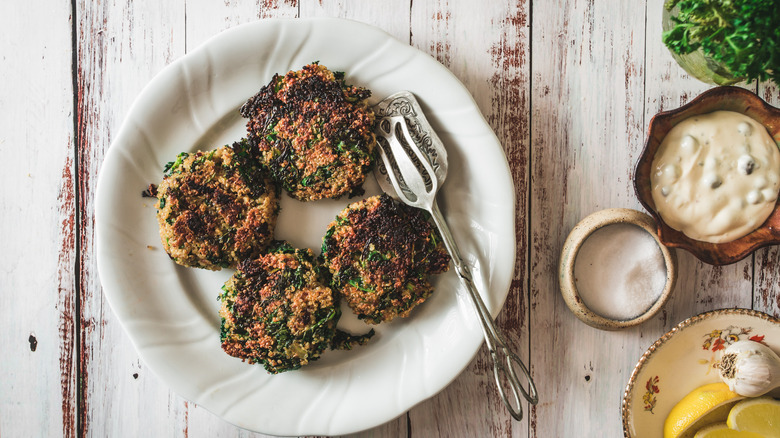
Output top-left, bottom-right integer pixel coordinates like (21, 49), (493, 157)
(95, 18), (516, 436)
(622, 308), (780, 437)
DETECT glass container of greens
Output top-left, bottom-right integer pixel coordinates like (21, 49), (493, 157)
(661, 0), (779, 86)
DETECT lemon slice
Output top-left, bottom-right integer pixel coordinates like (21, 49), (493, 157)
(664, 382), (745, 438)
(693, 422), (763, 437)
(726, 397), (780, 438)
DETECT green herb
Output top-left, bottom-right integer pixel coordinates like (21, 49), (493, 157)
(321, 227), (336, 255)
(264, 314), (292, 347)
(219, 319), (229, 341)
(662, 0), (780, 84)
(163, 152), (189, 176)
(300, 166), (331, 187)
(430, 230), (440, 246)
(366, 250), (388, 262)
(217, 233), (233, 248)
(335, 140), (367, 161)
(348, 277), (375, 293)
(307, 308), (338, 333)
(192, 150), (215, 166)
(206, 253), (230, 269)
(282, 265), (308, 290)
(330, 328), (374, 350)
(273, 77), (284, 93)
(323, 226), (335, 242)
(271, 241), (296, 254)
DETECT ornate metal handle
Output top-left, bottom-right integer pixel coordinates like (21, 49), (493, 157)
(429, 201), (539, 421)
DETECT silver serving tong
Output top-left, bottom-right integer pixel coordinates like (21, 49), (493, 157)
(373, 91), (539, 421)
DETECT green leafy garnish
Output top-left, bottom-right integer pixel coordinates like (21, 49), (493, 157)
(348, 277), (375, 293)
(330, 328), (374, 350)
(300, 166), (332, 187)
(662, 0), (780, 84)
(163, 152), (189, 176)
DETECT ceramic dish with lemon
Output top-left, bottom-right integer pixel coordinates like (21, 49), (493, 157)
(622, 308), (780, 437)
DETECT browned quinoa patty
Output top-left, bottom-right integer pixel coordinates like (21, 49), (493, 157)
(321, 194), (451, 324)
(240, 63), (376, 201)
(219, 241), (340, 374)
(155, 140), (280, 270)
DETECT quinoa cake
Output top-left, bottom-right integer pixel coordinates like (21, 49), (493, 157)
(219, 241), (340, 373)
(321, 194), (451, 324)
(155, 139), (280, 270)
(240, 63), (376, 201)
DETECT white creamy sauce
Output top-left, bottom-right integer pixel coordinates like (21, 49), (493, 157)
(650, 111), (780, 243)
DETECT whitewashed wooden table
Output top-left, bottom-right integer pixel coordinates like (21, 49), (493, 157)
(3, 1), (779, 437)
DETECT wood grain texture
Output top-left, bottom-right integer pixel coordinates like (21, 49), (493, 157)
(4, 0), (780, 437)
(0, 1), (76, 437)
(185, 0), (298, 52)
(303, 0), (410, 43)
(407, 0), (532, 437)
(529, 1), (658, 436)
(75, 1), (186, 436)
(756, 83), (780, 319)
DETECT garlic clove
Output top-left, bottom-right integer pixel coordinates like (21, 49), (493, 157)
(718, 340), (780, 398)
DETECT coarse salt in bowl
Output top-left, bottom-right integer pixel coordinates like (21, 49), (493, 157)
(559, 208), (677, 330)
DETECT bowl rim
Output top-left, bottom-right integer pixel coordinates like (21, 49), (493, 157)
(559, 208), (678, 330)
(633, 86), (780, 265)
(620, 307), (780, 438)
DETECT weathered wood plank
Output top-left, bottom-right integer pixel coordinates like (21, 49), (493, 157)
(755, 81), (780, 319)
(185, 0), (298, 52)
(301, 0), (410, 43)
(0, 2), (76, 437)
(407, 0), (532, 436)
(529, 0), (658, 436)
(75, 1), (186, 436)
(9, 1), (779, 437)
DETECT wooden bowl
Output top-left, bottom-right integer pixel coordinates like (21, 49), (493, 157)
(634, 86), (780, 265)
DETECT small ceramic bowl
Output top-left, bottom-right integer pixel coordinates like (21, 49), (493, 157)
(559, 208), (677, 330)
(634, 86), (780, 265)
